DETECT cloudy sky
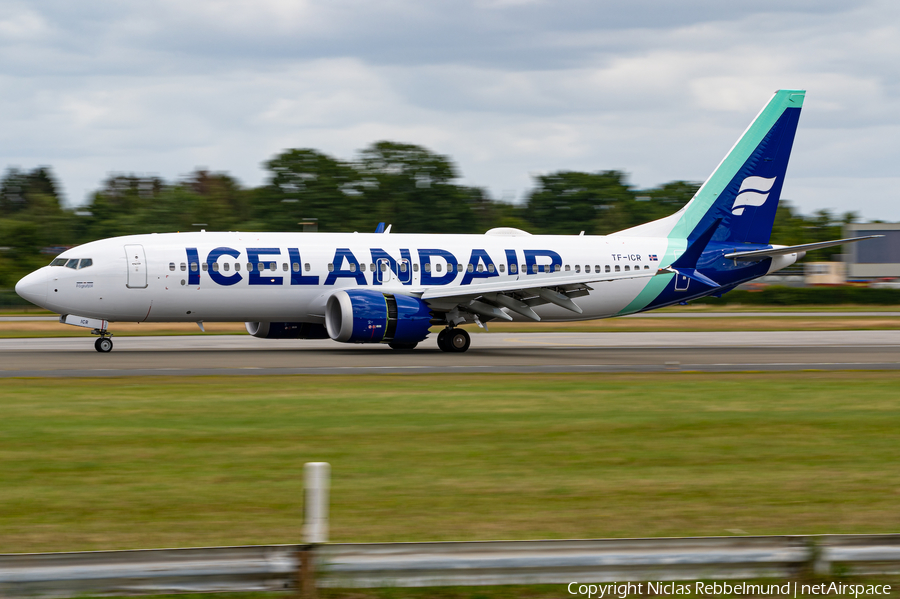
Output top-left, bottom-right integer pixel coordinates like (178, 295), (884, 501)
(2, 0), (899, 220)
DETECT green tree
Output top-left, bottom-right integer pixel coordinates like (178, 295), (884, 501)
(523, 170), (636, 234)
(354, 141), (479, 233)
(259, 149), (364, 232)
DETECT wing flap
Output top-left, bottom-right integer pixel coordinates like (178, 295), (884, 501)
(419, 270), (654, 301)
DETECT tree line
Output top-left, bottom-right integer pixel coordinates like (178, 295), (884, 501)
(0, 140), (859, 289)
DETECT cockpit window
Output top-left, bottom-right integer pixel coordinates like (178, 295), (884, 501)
(79, 258), (93, 269)
(50, 258), (68, 266)
(65, 259), (79, 269)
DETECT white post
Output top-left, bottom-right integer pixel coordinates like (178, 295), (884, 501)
(303, 462), (330, 544)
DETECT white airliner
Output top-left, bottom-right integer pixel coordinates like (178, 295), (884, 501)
(15, 90), (877, 353)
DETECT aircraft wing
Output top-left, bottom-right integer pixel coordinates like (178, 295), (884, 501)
(724, 235), (881, 261)
(416, 270), (656, 322)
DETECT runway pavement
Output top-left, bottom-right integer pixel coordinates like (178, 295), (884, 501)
(2, 331), (900, 377)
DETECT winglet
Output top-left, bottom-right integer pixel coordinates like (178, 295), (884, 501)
(374, 222), (386, 233)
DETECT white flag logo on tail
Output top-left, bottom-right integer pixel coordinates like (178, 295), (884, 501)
(732, 176), (777, 215)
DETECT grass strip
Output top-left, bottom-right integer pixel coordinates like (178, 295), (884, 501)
(1, 373), (899, 553)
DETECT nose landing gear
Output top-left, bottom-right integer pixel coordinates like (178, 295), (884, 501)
(437, 327), (470, 353)
(92, 329), (114, 353)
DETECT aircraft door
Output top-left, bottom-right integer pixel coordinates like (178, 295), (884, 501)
(375, 258), (393, 284)
(125, 244), (148, 289)
(674, 273), (689, 291)
(398, 259), (411, 284)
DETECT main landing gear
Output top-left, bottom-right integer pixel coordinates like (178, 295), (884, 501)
(437, 327), (470, 353)
(92, 329), (114, 353)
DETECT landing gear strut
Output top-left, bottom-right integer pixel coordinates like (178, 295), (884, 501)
(438, 327), (470, 353)
(92, 329), (114, 353)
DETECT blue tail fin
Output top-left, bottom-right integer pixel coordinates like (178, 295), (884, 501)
(615, 90), (805, 245)
(678, 89), (805, 244)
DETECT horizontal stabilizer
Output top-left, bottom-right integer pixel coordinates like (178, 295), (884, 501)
(724, 235), (882, 261)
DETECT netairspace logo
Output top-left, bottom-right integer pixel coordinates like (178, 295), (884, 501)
(566, 581), (892, 598)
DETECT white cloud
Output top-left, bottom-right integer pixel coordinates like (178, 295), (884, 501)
(1, 0), (899, 222)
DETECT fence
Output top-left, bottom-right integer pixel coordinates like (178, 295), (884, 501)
(2, 535), (900, 598)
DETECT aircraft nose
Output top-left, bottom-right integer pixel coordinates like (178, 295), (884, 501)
(15, 268), (49, 306)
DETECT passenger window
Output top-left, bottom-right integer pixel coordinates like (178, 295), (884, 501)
(565, 265), (570, 272)
(595, 265), (600, 272)
(305, 263), (310, 272)
(350, 263), (357, 272)
(458, 263), (464, 273)
(435, 263), (442, 272)
(585, 265), (591, 273)
(327, 263), (334, 272)
(292, 263), (300, 272)
(212, 263), (220, 272)
(644, 265), (650, 270)
(624, 265), (630, 271)
(360, 264), (366, 272)
(269, 262), (276, 271)
(477, 264), (484, 273)
(510, 264), (517, 274)
(380, 263), (387, 272)
(50, 258), (68, 266)
(615, 265), (620, 272)
(283, 263), (288, 271)
(257, 263), (263, 271)
(235, 263), (241, 272)
(532, 264), (538, 274)
(575, 265), (581, 273)
(66, 259), (79, 269)
(400, 262), (407, 272)
(605, 265), (610, 273)
(421, 263), (429, 273)
(190, 262), (197, 272)
(488, 264), (494, 273)
(202, 263), (208, 271)
(467, 264), (474, 273)
(223, 263), (230, 271)
(554, 264), (561, 272)
(169, 263), (175, 271)
(521, 264), (526, 273)
(499, 264), (505, 273)
(413, 263), (419, 272)
(180, 263), (186, 271)
(247, 263), (252, 271)
(79, 258), (93, 269)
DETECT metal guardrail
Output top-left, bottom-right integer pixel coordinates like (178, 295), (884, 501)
(2, 535), (900, 598)
(0, 545), (300, 597)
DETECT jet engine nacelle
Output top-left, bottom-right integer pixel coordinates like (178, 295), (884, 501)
(325, 289), (432, 344)
(245, 321), (329, 339)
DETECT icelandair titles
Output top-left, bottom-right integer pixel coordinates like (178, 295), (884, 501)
(185, 246), (564, 287)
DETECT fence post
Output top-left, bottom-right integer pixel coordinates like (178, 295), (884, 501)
(304, 462), (330, 544)
(298, 462), (330, 599)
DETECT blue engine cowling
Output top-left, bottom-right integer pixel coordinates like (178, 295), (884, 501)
(245, 322), (329, 339)
(325, 290), (432, 344)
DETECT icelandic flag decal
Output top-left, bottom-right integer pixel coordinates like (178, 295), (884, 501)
(649, 254), (658, 261)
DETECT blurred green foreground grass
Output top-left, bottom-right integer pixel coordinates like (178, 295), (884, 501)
(1, 373), (899, 553)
